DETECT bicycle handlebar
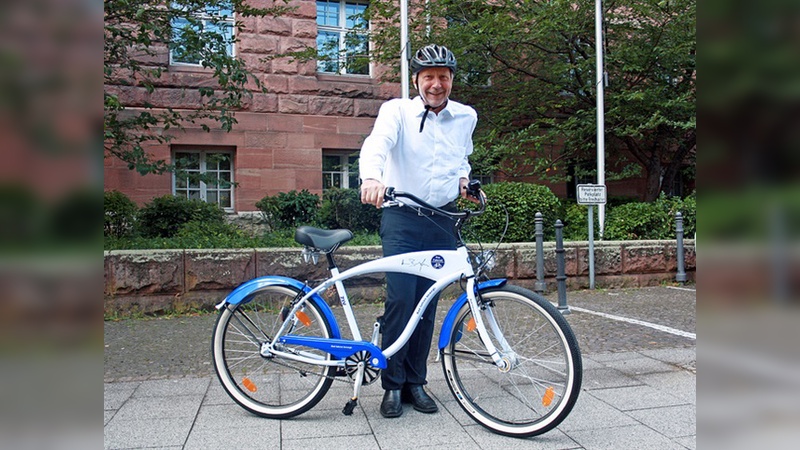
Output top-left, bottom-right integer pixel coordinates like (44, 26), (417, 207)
(383, 179), (486, 220)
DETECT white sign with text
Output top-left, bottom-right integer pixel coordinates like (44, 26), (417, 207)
(576, 184), (607, 205)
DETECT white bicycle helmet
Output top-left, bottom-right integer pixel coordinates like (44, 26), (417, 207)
(410, 44), (457, 75)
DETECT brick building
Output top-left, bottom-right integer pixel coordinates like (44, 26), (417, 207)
(104, 0), (694, 215)
(104, 0), (397, 214)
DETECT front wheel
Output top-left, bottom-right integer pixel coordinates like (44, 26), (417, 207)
(212, 284), (335, 419)
(441, 285), (582, 437)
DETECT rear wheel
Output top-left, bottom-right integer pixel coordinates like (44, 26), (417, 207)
(212, 284), (335, 418)
(441, 285), (582, 437)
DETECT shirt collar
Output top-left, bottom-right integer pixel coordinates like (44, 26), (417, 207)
(412, 96), (455, 119)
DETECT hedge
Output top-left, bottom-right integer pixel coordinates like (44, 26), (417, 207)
(103, 187), (696, 250)
(463, 182), (561, 242)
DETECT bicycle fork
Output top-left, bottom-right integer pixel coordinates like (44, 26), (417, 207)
(459, 280), (518, 372)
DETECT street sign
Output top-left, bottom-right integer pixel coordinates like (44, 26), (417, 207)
(577, 184), (607, 205)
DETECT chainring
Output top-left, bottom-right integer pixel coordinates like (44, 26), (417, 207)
(344, 350), (381, 385)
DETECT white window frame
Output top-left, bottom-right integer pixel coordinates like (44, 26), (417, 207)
(172, 148), (235, 212)
(316, 0), (370, 76)
(170, 3), (236, 67)
(322, 151), (359, 190)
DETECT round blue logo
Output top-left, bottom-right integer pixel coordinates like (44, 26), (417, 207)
(431, 255), (445, 269)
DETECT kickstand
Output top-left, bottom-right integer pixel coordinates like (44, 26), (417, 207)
(342, 360), (366, 415)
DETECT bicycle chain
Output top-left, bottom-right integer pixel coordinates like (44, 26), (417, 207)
(261, 350), (367, 385)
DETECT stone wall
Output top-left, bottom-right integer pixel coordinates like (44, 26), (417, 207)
(104, 240), (695, 315)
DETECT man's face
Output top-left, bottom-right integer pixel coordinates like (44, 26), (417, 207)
(416, 67), (453, 109)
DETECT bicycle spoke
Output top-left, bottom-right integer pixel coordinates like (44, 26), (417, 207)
(212, 284), (336, 419)
(442, 286), (581, 437)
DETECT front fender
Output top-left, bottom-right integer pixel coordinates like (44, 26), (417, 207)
(437, 279), (507, 350)
(217, 276), (341, 339)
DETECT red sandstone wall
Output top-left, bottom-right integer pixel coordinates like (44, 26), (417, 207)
(104, 240), (696, 315)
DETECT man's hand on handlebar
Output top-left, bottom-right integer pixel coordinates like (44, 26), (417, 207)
(360, 178), (386, 209)
(460, 178), (485, 205)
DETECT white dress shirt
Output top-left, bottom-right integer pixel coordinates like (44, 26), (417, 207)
(359, 96), (477, 208)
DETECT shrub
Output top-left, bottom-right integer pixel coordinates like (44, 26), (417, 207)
(668, 190), (696, 239)
(603, 201), (669, 240)
(561, 202), (601, 241)
(318, 188), (381, 232)
(256, 189), (319, 230)
(138, 195), (226, 238)
(464, 182), (561, 242)
(172, 220), (253, 249)
(603, 193), (697, 240)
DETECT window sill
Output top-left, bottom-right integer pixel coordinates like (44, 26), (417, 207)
(316, 73), (374, 84)
(169, 63), (214, 73)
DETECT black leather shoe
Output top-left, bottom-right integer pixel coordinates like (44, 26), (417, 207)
(380, 389), (403, 418)
(401, 385), (438, 413)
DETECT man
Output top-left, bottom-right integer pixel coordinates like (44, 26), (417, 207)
(359, 44), (478, 418)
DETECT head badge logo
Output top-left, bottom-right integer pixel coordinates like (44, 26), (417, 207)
(431, 255), (445, 269)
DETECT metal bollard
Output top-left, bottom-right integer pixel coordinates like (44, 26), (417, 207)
(534, 212), (546, 293)
(675, 212), (687, 284)
(555, 220), (570, 314)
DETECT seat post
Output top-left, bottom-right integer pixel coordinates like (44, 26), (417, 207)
(325, 252), (338, 271)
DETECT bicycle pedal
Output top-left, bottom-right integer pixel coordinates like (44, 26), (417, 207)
(342, 398), (358, 415)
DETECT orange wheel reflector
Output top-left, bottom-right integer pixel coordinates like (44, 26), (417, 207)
(242, 377), (257, 393)
(466, 317), (477, 332)
(295, 311), (312, 326)
(542, 386), (555, 407)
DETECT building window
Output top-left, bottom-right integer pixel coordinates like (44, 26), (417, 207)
(170, 3), (235, 66)
(566, 160), (595, 200)
(472, 174), (494, 187)
(173, 149), (234, 211)
(316, 0), (369, 75)
(322, 151), (359, 189)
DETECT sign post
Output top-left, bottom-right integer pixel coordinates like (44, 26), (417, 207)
(577, 184), (607, 289)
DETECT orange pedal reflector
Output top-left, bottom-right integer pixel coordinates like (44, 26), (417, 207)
(295, 311), (312, 326)
(242, 377), (257, 393)
(466, 317), (477, 332)
(542, 386), (555, 407)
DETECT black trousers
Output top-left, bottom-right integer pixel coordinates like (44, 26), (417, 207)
(379, 206), (457, 390)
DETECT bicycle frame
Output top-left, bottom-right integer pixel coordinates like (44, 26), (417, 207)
(213, 183), (582, 434)
(217, 245), (509, 371)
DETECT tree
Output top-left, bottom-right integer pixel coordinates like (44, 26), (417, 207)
(103, 0), (291, 175)
(363, 0), (695, 200)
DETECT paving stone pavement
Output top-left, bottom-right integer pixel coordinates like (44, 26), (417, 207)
(105, 285), (696, 449)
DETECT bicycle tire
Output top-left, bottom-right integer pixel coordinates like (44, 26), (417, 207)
(441, 285), (582, 437)
(212, 284), (335, 418)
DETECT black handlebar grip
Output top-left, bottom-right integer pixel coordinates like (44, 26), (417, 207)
(466, 179), (482, 198)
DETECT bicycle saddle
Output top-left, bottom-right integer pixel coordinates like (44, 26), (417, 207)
(295, 226), (354, 253)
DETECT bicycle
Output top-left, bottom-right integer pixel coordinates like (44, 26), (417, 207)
(211, 181), (582, 437)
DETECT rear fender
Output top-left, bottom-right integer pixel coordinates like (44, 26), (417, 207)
(217, 276), (341, 339)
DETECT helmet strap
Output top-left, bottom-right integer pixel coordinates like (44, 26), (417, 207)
(419, 105), (432, 132)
